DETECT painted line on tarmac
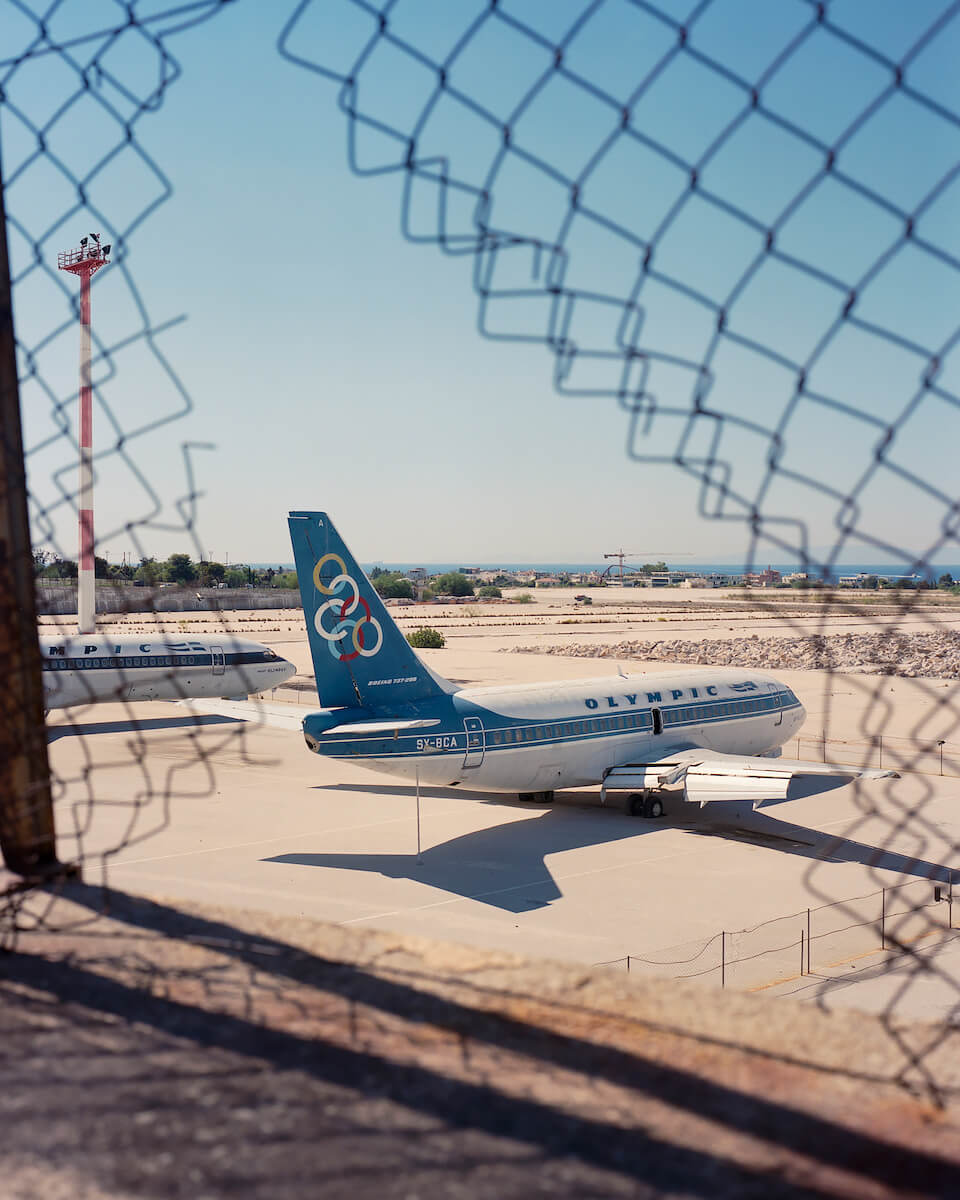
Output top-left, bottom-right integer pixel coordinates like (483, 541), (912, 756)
(341, 844), (704, 924)
(109, 837), (703, 923)
(107, 804), (473, 868)
(101, 869), (362, 911)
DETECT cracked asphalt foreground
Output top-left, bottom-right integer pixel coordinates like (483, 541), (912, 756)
(2, 888), (960, 1198)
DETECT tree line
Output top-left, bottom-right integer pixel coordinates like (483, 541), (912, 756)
(35, 551), (297, 590)
(369, 568), (505, 600)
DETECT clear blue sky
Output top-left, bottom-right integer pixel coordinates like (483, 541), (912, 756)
(4, 0), (959, 570)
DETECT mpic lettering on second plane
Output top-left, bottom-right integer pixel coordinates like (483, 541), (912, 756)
(42, 633), (295, 709)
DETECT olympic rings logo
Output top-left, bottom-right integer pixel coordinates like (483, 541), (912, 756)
(312, 553), (384, 662)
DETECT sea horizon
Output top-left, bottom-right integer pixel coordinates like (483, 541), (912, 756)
(247, 561), (960, 581)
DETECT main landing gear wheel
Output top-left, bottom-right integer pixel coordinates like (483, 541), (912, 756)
(519, 790), (555, 803)
(627, 792), (664, 819)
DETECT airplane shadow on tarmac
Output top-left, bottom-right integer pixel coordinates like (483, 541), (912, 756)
(266, 775), (953, 912)
(677, 773), (954, 886)
(265, 806), (648, 914)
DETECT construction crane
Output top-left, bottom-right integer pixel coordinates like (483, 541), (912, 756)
(602, 549), (690, 586)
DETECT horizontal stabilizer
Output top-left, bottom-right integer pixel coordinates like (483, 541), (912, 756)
(322, 718), (441, 735)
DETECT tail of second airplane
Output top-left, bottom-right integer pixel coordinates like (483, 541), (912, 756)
(288, 511), (454, 711)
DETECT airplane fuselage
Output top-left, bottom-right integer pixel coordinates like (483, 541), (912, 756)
(301, 667), (806, 793)
(41, 633), (295, 709)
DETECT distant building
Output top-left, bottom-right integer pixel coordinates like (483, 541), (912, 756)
(744, 566), (781, 587)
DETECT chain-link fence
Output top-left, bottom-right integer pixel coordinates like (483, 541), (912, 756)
(598, 876), (956, 990)
(2, 0), (960, 1147)
(1, 0), (254, 936)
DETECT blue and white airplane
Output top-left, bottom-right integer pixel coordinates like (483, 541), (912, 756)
(41, 632), (295, 710)
(243, 511), (893, 817)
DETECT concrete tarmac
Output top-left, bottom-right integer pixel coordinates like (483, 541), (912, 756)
(45, 686), (960, 1021)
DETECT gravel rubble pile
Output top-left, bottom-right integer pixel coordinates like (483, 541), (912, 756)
(508, 632), (960, 678)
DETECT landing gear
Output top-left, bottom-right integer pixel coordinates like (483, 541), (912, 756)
(626, 791), (665, 819)
(518, 790), (555, 803)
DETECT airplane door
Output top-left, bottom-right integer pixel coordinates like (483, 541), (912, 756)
(212, 647), (225, 676)
(463, 717), (485, 768)
(767, 682), (782, 725)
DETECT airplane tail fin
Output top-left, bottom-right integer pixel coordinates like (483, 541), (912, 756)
(288, 511), (453, 711)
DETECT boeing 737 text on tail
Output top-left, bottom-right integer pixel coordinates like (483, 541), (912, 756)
(262, 512), (893, 815)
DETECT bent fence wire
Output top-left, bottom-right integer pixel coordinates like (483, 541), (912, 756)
(277, 0), (960, 1098)
(0, 0), (246, 934)
(0, 0), (959, 1107)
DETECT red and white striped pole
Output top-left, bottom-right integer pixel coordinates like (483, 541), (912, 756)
(58, 234), (110, 634)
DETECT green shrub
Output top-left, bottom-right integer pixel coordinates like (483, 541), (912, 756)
(477, 585), (502, 598)
(435, 572), (473, 596)
(513, 592), (533, 604)
(407, 627), (445, 649)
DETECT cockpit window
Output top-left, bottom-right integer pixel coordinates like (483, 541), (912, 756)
(262, 650), (278, 660)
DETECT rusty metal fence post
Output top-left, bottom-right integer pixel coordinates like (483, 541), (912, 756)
(0, 154), (73, 882)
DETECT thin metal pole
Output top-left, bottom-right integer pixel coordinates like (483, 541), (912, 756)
(721, 930), (726, 988)
(806, 907), (811, 974)
(626, 955), (630, 973)
(881, 887), (886, 951)
(415, 766), (422, 864)
(800, 928), (804, 977)
(77, 266), (94, 633)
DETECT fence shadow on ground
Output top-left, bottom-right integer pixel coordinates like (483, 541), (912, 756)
(1, 881), (957, 1195)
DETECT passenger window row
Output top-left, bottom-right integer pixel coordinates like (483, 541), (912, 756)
(489, 711), (653, 745)
(484, 693), (791, 744)
(43, 655), (193, 670)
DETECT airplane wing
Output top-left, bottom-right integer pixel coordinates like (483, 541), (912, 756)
(602, 747), (898, 808)
(180, 698), (307, 731)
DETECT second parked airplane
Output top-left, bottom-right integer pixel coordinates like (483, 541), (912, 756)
(41, 632), (295, 710)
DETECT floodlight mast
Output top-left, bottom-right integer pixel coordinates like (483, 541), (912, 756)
(57, 235), (110, 633)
